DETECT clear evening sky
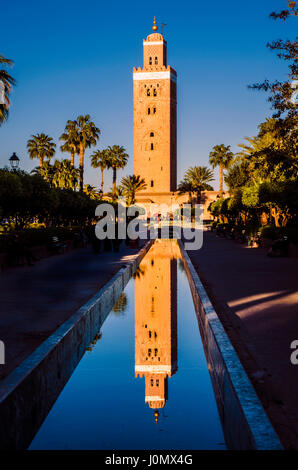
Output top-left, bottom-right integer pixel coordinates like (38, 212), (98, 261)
(1, 0), (296, 191)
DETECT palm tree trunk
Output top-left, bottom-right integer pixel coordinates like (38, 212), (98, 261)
(70, 152), (74, 167)
(39, 155), (43, 167)
(112, 167), (116, 199)
(101, 168), (104, 193)
(79, 143), (84, 192)
(219, 164), (223, 197)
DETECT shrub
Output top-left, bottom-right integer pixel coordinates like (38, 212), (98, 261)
(259, 225), (279, 240)
(0, 227), (82, 253)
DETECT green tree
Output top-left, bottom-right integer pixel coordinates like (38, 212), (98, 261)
(249, 1), (297, 121)
(27, 133), (56, 167)
(75, 115), (100, 191)
(225, 161), (251, 193)
(52, 159), (80, 190)
(106, 145), (129, 200)
(120, 174), (147, 205)
(183, 166), (214, 203)
(59, 120), (80, 167)
(237, 118), (298, 184)
(0, 169), (23, 223)
(91, 149), (110, 194)
(209, 144), (234, 196)
(0, 54), (16, 125)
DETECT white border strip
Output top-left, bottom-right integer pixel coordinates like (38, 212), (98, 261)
(133, 71), (177, 83)
(135, 365), (172, 373)
(143, 41), (165, 46)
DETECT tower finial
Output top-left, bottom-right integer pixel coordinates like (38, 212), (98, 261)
(152, 16), (158, 32)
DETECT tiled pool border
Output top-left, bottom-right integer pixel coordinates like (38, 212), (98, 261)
(0, 241), (152, 450)
(178, 240), (283, 450)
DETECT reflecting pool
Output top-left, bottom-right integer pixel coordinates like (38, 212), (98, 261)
(30, 240), (226, 450)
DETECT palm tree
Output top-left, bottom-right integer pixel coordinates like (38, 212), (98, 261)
(52, 159), (79, 189)
(107, 184), (125, 201)
(27, 133), (56, 167)
(59, 120), (80, 167)
(31, 161), (55, 186)
(106, 145), (129, 200)
(91, 149), (110, 193)
(83, 184), (100, 200)
(177, 179), (194, 204)
(121, 174), (147, 205)
(184, 166), (214, 203)
(75, 115), (100, 191)
(209, 144), (234, 196)
(0, 54), (16, 125)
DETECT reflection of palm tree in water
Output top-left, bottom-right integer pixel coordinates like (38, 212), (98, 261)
(113, 292), (128, 315)
(87, 332), (102, 352)
(178, 259), (185, 273)
(133, 265), (146, 279)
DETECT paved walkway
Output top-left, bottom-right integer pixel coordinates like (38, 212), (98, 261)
(188, 231), (298, 449)
(0, 243), (141, 381)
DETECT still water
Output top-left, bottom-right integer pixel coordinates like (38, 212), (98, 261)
(30, 240), (226, 450)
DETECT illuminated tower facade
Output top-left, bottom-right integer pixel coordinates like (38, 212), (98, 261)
(134, 240), (179, 420)
(133, 17), (177, 202)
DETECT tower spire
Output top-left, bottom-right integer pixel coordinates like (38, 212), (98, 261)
(152, 16), (158, 31)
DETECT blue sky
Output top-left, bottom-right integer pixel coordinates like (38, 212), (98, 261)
(0, 0), (296, 191)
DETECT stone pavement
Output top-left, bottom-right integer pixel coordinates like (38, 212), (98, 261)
(188, 230), (298, 449)
(0, 243), (141, 381)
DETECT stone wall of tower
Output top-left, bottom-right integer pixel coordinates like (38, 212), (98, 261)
(133, 32), (177, 195)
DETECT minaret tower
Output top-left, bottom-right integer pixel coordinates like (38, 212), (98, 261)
(133, 17), (177, 202)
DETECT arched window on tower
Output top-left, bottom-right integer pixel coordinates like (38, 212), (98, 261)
(150, 143), (154, 150)
(147, 89), (151, 96)
(147, 108), (150, 115)
(150, 132), (154, 137)
(153, 89), (157, 96)
(155, 57), (158, 64)
(149, 57), (152, 65)
(153, 107), (156, 114)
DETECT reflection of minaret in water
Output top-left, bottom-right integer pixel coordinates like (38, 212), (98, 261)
(135, 240), (179, 422)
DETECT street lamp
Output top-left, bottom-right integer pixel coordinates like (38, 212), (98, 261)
(9, 152), (20, 170)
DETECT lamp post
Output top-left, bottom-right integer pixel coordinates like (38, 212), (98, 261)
(9, 152), (20, 170)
